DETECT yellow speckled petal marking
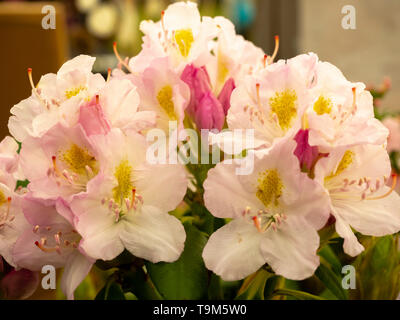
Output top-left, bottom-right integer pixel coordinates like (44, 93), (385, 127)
(270, 89), (297, 131)
(256, 169), (283, 208)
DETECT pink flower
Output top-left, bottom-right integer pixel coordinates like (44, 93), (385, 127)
(19, 123), (99, 201)
(382, 117), (400, 152)
(13, 196), (93, 299)
(314, 144), (400, 256)
(69, 129), (187, 262)
(8, 55), (105, 142)
(202, 138), (330, 280)
(227, 53), (318, 149)
(78, 96), (111, 136)
(294, 129), (320, 172)
(218, 78), (236, 115)
(181, 64), (227, 130)
(137, 57), (190, 133)
(306, 61), (388, 149)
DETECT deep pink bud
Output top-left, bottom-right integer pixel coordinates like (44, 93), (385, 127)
(1, 269), (39, 299)
(294, 129), (319, 171)
(195, 92), (225, 131)
(181, 64), (226, 130)
(218, 78), (235, 115)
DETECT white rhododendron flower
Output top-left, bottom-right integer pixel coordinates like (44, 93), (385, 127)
(226, 53), (318, 150)
(202, 139), (330, 280)
(13, 196), (93, 300)
(314, 144), (400, 256)
(69, 129), (187, 262)
(306, 61), (388, 149)
(131, 1), (218, 72)
(8, 55), (105, 142)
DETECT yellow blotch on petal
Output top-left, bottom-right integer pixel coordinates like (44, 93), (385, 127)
(0, 190), (6, 207)
(174, 29), (194, 58)
(325, 150), (354, 181)
(256, 169), (283, 208)
(157, 85), (177, 120)
(217, 51), (229, 86)
(61, 144), (98, 176)
(313, 96), (332, 115)
(113, 159), (133, 203)
(269, 89), (297, 131)
(65, 86), (86, 100)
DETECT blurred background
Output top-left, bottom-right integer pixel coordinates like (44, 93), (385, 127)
(0, 0), (399, 299)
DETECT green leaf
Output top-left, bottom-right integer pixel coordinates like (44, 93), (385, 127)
(235, 269), (273, 300)
(95, 279), (125, 300)
(146, 223), (208, 299)
(118, 267), (163, 300)
(15, 179), (29, 190)
(318, 245), (342, 274)
(95, 250), (143, 270)
(315, 261), (348, 300)
(272, 288), (325, 300)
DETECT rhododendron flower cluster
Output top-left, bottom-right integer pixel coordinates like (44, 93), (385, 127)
(1, 1), (399, 300)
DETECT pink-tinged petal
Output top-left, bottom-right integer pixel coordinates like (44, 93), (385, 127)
(333, 189), (400, 238)
(204, 160), (261, 219)
(294, 129), (319, 171)
(13, 224), (71, 271)
(383, 117), (400, 152)
(57, 55), (96, 77)
(260, 216), (320, 280)
(135, 163), (187, 213)
(55, 198), (76, 226)
(78, 222), (124, 261)
(60, 250), (94, 300)
(202, 219), (265, 281)
(334, 215), (364, 257)
(218, 78), (235, 115)
(0, 269), (39, 299)
(121, 206), (186, 263)
(78, 98), (111, 136)
(22, 196), (65, 227)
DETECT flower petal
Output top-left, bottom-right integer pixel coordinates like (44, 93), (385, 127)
(202, 219), (265, 281)
(120, 206), (185, 263)
(260, 216), (320, 280)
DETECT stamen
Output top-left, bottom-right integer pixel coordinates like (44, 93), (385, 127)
(27, 68), (48, 109)
(95, 94), (100, 105)
(268, 35), (279, 64)
(113, 42), (133, 73)
(351, 87), (357, 115)
(130, 188), (136, 210)
(256, 83), (261, 106)
(33, 225), (39, 233)
(263, 54), (268, 68)
(27, 68), (35, 90)
(367, 174), (397, 200)
(106, 68), (111, 82)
